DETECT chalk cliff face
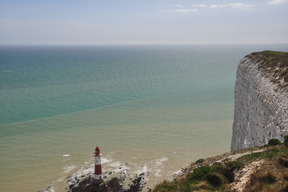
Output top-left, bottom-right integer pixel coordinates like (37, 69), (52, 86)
(231, 51), (288, 151)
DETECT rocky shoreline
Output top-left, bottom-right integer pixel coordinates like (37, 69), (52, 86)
(66, 166), (150, 192)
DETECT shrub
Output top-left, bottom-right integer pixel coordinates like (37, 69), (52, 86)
(153, 180), (177, 192)
(263, 172), (276, 184)
(284, 135), (288, 147)
(191, 181), (212, 191)
(251, 170), (276, 184)
(213, 164), (229, 178)
(268, 138), (281, 146)
(205, 173), (223, 187)
(225, 160), (244, 172)
(196, 158), (205, 164)
(178, 182), (191, 192)
(210, 161), (243, 183)
(189, 166), (211, 183)
(279, 157), (288, 168)
(245, 170), (277, 192)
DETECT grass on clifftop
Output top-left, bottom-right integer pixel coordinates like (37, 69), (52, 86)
(247, 50), (288, 88)
(153, 143), (288, 192)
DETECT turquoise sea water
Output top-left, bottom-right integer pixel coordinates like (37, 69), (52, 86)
(0, 45), (287, 191)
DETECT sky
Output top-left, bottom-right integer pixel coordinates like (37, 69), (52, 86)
(0, 0), (288, 45)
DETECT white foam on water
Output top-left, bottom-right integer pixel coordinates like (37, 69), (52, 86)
(154, 169), (162, 177)
(102, 157), (112, 164)
(63, 165), (77, 174)
(136, 164), (149, 175)
(67, 167), (93, 186)
(108, 161), (123, 168)
(78, 167), (93, 176)
(56, 178), (64, 182)
(151, 157), (168, 177)
(43, 185), (55, 192)
(172, 169), (184, 179)
(104, 159), (130, 177)
(155, 157), (168, 166)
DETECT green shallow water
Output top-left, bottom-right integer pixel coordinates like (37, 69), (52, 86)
(0, 99), (233, 191)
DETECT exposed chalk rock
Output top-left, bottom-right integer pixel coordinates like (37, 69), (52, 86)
(231, 51), (288, 151)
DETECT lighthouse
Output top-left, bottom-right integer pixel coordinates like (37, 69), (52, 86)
(93, 146), (102, 181)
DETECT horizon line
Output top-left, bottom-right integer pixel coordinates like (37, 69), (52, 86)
(1, 43), (288, 46)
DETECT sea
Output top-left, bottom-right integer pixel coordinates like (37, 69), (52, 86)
(1, 44), (287, 192)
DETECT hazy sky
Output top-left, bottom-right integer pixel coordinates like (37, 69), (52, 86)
(0, 0), (288, 45)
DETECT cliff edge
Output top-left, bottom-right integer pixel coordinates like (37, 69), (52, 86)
(231, 51), (288, 151)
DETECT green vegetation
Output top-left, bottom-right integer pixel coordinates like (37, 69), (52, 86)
(195, 158), (205, 164)
(188, 166), (211, 183)
(285, 135), (288, 147)
(268, 138), (281, 146)
(247, 51), (288, 88)
(153, 144), (288, 192)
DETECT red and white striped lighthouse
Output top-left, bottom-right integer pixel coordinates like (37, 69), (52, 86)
(93, 146), (102, 180)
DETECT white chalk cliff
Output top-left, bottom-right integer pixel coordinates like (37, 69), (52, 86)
(231, 51), (288, 151)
